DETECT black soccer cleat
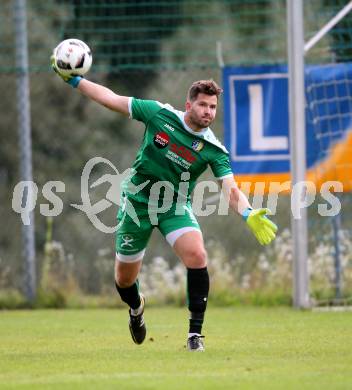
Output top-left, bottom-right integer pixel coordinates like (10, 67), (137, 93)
(187, 335), (205, 352)
(129, 294), (146, 345)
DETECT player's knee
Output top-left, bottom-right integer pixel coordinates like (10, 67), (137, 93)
(115, 273), (136, 288)
(185, 247), (207, 268)
(114, 266), (137, 288)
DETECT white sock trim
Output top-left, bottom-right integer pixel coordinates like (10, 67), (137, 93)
(188, 333), (201, 338)
(130, 305), (143, 316)
(130, 294), (144, 316)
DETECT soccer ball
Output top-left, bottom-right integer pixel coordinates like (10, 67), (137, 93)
(53, 38), (92, 77)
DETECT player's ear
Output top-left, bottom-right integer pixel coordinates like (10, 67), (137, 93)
(185, 100), (191, 112)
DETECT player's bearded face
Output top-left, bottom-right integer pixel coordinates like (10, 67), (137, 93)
(186, 93), (218, 129)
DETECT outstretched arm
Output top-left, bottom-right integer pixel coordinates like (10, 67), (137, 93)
(219, 176), (251, 215)
(77, 79), (130, 116)
(51, 56), (130, 116)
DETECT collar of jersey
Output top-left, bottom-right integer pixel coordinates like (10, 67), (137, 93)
(179, 112), (228, 153)
(180, 112), (209, 136)
(156, 101), (228, 153)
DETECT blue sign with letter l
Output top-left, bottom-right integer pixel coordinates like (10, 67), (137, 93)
(223, 65), (290, 174)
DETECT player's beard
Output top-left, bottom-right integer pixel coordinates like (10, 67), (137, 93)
(189, 112), (213, 130)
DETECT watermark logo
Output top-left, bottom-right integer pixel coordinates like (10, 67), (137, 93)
(11, 157), (150, 233)
(70, 157), (150, 233)
(11, 156), (344, 233)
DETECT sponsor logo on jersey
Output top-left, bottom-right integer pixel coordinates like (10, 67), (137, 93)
(170, 143), (196, 164)
(166, 150), (191, 169)
(191, 140), (204, 152)
(154, 131), (169, 148)
(164, 123), (175, 132)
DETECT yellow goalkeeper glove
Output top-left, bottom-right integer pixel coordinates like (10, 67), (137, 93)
(50, 55), (82, 88)
(242, 208), (278, 245)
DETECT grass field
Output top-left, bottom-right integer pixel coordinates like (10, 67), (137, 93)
(1, 307), (352, 389)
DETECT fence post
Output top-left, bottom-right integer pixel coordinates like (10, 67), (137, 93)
(13, 0), (36, 302)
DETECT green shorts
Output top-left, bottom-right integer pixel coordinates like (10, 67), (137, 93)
(116, 197), (200, 260)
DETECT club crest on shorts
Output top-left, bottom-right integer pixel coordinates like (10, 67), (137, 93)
(121, 234), (134, 248)
(191, 139), (204, 152)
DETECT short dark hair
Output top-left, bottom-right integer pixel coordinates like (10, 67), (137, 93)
(187, 79), (223, 101)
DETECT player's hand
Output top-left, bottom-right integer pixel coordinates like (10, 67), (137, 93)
(242, 208), (278, 245)
(50, 54), (82, 88)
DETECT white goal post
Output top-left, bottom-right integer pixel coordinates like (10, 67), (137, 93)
(287, 0), (352, 308)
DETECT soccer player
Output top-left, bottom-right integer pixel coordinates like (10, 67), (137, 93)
(52, 60), (277, 351)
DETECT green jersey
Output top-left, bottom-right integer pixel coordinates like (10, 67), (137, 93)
(123, 98), (233, 204)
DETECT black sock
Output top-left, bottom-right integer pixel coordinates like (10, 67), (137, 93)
(187, 267), (209, 334)
(115, 280), (141, 309)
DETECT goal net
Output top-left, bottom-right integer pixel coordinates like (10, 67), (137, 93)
(304, 0), (352, 304)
